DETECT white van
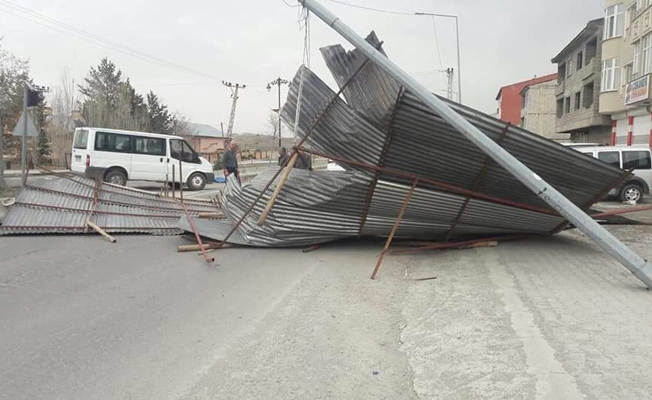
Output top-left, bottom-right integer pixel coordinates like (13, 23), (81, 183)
(71, 127), (215, 191)
(574, 145), (652, 202)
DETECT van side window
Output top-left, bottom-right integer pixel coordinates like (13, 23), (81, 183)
(134, 136), (165, 156)
(95, 132), (132, 153)
(597, 151), (620, 168)
(170, 139), (197, 163)
(623, 151), (652, 170)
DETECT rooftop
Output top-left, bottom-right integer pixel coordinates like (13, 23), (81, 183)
(187, 122), (224, 138)
(495, 73), (558, 100)
(551, 18), (603, 63)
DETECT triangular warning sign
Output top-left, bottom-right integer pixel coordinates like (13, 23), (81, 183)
(12, 110), (39, 137)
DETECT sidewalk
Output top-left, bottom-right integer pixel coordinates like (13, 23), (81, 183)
(2, 169), (70, 178)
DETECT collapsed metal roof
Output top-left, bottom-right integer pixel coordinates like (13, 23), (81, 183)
(0, 175), (221, 236)
(183, 32), (624, 248)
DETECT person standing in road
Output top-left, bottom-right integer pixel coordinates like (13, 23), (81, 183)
(278, 147), (289, 166)
(222, 140), (240, 184)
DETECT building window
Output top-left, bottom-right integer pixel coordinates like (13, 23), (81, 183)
(521, 90), (528, 109)
(567, 59), (574, 77)
(575, 92), (581, 110)
(520, 117), (525, 128)
(605, 4), (625, 39)
(556, 98), (564, 118)
(622, 63), (633, 92)
(634, 41), (641, 75)
(577, 51), (584, 70)
(565, 97), (571, 113)
(642, 33), (652, 74)
(583, 82), (595, 108)
(601, 58), (620, 91)
(558, 63), (567, 83)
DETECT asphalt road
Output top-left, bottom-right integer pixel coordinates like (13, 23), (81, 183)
(0, 235), (412, 400)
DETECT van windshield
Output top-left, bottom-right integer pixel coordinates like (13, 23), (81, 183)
(73, 129), (89, 149)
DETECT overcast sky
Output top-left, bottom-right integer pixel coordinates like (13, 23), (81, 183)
(0, 0), (601, 136)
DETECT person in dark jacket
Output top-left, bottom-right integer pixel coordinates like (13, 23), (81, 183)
(278, 147), (289, 166)
(294, 150), (312, 171)
(222, 141), (240, 184)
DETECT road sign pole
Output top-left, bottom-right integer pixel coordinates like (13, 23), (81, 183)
(299, 0), (652, 289)
(21, 84), (27, 187)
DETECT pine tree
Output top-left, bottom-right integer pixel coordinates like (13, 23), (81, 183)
(146, 91), (174, 134)
(35, 92), (51, 165)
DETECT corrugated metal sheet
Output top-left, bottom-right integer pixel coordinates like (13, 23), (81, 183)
(181, 32), (623, 248)
(0, 176), (222, 236)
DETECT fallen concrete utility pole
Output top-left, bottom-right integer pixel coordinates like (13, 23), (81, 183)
(299, 0), (652, 289)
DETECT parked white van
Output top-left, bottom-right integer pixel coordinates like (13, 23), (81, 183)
(574, 145), (652, 202)
(71, 127), (215, 191)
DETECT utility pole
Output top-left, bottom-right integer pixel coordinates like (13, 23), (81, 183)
(415, 12), (462, 103)
(222, 81), (246, 137)
(444, 67), (454, 100)
(267, 77), (290, 148)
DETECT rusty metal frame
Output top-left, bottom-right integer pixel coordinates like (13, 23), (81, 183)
(175, 198), (214, 265)
(0, 226), (180, 232)
(217, 41), (386, 246)
(296, 147), (560, 217)
(13, 202), (183, 219)
(370, 178), (418, 279)
(24, 185), (212, 214)
(443, 122), (511, 242)
(84, 177), (102, 233)
(357, 87), (405, 236)
(389, 234), (534, 255)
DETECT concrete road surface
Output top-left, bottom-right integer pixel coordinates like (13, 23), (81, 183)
(0, 236), (412, 400)
(4, 210), (652, 398)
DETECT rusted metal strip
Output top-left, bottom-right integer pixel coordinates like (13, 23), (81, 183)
(370, 178), (418, 280)
(444, 122), (512, 241)
(358, 87), (405, 236)
(390, 234), (534, 255)
(549, 167), (634, 234)
(84, 178), (102, 233)
(297, 147), (561, 217)
(14, 201), (182, 219)
(175, 198), (214, 265)
(218, 41), (386, 246)
(590, 203), (652, 219)
(24, 185), (212, 214)
(0, 226), (180, 232)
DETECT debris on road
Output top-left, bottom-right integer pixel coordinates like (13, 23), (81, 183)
(0, 174), (222, 236)
(187, 33), (623, 254)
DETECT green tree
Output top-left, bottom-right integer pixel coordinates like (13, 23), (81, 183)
(35, 91), (51, 164)
(146, 91), (174, 134)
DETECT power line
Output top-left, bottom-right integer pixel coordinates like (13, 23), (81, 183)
(326, 0), (414, 15)
(430, 16), (445, 72)
(0, 0), (224, 82)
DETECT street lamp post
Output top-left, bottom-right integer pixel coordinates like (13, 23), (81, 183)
(267, 77), (290, 147)
(415, 12), (462, 104)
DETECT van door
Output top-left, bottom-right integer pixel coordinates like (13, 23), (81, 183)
(93, 131), (132, 177)
(622, 149), (652, 189)
(130, 135), (167, 181)
(169, 138), (201, 184)
(71, 128), (90, 173)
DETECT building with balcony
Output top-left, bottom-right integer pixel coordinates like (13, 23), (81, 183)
(495, 74), (558, 136)
(600, 0), (652, 146)
(552, 19), (612, 143)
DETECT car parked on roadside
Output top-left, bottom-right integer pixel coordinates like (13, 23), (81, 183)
(71, 127), (215, 191)
(574, 145), (652, 202)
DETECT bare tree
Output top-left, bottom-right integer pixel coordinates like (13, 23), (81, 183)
(46, 69), (80, 168)
(172, 113), (196, 137)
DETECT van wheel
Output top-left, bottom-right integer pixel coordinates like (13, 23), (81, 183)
(187, 173), (206, 191)
(104, 170), (127, 186)
(620, 183), (642, 203)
